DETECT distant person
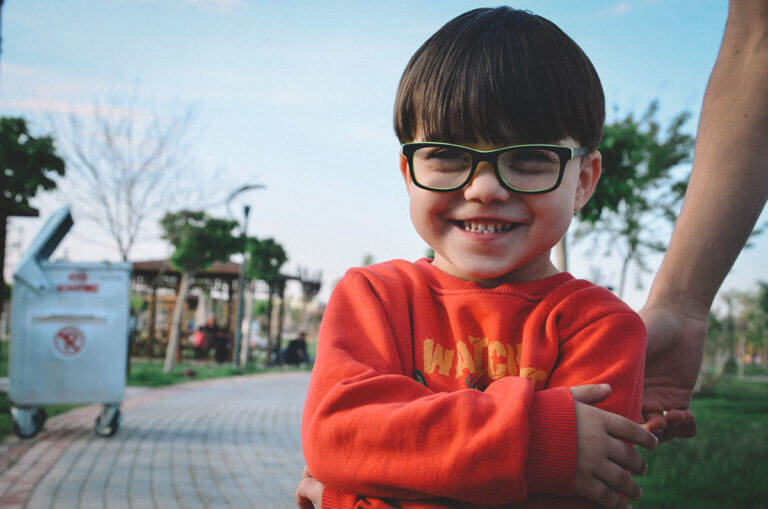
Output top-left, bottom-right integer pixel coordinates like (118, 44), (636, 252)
(300, 8), (657, 508)
(281, 332), (308, 366)
(201, 317), (228, 363)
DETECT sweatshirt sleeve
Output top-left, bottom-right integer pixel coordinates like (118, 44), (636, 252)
(545, 291), (647, 423)
(302, 270), (567, 506)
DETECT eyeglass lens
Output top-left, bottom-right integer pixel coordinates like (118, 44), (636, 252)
(412, 146), (562, 191)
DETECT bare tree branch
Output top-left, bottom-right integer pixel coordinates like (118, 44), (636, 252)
(52, 92), (215, 261)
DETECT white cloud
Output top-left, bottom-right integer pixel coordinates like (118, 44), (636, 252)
(0, 98), (151, 122)
(600, 2), (632, 17)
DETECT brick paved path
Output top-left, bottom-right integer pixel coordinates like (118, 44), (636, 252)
(0, 372), (311, 509)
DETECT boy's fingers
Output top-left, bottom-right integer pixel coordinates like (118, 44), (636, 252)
(607, 415), (659, 450)
(580, 478), (628, 509)
(597, 463), (643, 502)
(569, 383), (611, 404)
(295, 477), (323, 508)
(607, 440), (647, 477)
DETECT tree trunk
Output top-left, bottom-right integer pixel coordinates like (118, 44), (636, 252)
(275, 286), (286, 364)
(736, 333), (746, 379)
(618, 254), (631, 298)
(553, 237), (568, 272)
(266, 283), (275, 360)
(0, 215), (7, 329)
(164, 272), (189, 373)
(148, 281), (157, 342)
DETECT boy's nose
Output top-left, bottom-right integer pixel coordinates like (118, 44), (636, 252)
(463, 161), (511, 203)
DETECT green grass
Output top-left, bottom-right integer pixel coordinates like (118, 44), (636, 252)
(637, 377), (768, 508)
(126, 357), (311, 387)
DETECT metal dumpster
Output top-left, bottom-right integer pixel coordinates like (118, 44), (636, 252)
(9, 206), (132, 438)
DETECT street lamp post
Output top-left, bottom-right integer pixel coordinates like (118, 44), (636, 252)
(233, 204), (250, 370)
(225, 183), (264, 371)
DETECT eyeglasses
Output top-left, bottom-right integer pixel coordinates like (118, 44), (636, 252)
(401, 142), (590, 193)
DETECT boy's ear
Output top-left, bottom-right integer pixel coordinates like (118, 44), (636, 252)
(399, 152), (410, 183)
(573, 150), (602, 213)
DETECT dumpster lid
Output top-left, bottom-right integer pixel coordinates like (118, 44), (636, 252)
(14, 206), (73, 292)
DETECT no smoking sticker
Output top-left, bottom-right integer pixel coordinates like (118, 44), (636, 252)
(53, 327), (86, 359)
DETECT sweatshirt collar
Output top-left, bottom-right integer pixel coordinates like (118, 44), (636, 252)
(414, 258), (574, 297)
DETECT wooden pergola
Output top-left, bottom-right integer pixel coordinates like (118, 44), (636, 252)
(130, 259), (322, 360)
(131, 259), (243, 340)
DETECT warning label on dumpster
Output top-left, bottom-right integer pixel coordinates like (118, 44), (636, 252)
(53, 327), (86, 359)
(56, 272), (99, 293)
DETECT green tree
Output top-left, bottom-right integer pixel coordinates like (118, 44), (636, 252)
(245, 236), (287, 360)
(245, 237), (287, 284)
(576, 102), (695, 297)
(160, 210), (238, 372)
(698, 282), (768, 394)
(0, 117), (65, 320)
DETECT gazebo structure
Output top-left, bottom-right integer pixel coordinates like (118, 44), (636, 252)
(131, 259), (241, 341)
(130, 259), (322, 362)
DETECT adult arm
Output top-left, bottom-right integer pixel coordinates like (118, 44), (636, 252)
(641, 0), (768, 438)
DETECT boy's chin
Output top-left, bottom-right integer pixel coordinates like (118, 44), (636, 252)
(435, 255), (557, 285)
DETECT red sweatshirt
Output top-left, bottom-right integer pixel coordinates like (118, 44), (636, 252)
(302, 259), (646, 508)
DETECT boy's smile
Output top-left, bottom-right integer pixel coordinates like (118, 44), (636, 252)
(401, 138), (601, 287)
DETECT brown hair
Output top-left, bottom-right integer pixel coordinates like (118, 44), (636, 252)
(393, 7), (605, 150)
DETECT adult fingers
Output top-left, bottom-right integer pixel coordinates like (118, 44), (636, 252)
(607, 414), (659, 450)
(607, 439), (647, 477)
(642, 412), (667, 435)
(664, 411), (696, 440)
(645, 410), (697, 442)
(570, 383), (612, 404)
(675, 411), (697, 438)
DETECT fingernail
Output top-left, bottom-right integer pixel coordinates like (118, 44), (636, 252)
(642, 462), (648, 476)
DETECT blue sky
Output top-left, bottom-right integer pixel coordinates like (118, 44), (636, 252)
(3, 0), (765, 309)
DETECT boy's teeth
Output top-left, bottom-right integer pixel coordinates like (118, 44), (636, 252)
(462, 221), (514, 233)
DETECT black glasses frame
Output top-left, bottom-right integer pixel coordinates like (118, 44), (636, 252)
(401, 142), (590, 194)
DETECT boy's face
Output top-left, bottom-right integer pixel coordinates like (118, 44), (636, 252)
(400, 137), (601, 286)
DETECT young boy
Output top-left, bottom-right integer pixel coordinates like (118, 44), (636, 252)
(301, 7), (658, 508)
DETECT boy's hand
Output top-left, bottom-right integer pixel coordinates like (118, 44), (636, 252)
(570, 384), (658, 508)
(296, 467), (324, 509)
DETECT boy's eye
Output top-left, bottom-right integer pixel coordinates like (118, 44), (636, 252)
(500, 149), (560, 174)
(426, 148), (468, 161)
(414, 147), (472, 173)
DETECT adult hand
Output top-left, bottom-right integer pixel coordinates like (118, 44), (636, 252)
(639, 304), (704, 441)
(570, 384), (658, 508)
(296, 466), (324, 509)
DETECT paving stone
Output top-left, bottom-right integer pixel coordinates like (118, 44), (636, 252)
(0, 372), (311, 508)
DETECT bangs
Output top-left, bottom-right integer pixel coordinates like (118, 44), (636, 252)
(394, 8), (604, 150)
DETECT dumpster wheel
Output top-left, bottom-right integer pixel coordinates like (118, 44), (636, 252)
(95, 405), (121, 437)
(12, 407), (47, 439)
